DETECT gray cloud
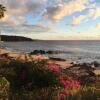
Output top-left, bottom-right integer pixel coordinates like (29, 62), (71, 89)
(0, 23), (51, 34)
(0, 0), (47, 25)
(0, 0), (49, 34)
(0, 0), (99, 35)
(43, 0), (86, 22)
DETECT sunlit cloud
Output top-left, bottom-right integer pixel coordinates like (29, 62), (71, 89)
(70, 15), (86, 26)
(0, 0), (100, 40)
(70, 5), (100, 26)
(96, 23), (100, 28)
(43, 0), (86, 22)
(0, 0), (47, 25)
(88, 7), (100, 19)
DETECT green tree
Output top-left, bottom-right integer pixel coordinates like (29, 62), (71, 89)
(0, 4), (6, 19)
(0, 4), (6, 42)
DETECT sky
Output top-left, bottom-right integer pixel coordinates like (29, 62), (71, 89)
(0, 0), (100, 40)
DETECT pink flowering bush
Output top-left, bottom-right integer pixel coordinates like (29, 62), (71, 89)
(59, 76), (81, 99)
(59, 77), (80, 88)
(33, 54), (42, 61)
(1, 59), (100, 100)
(47, 63), (81, 95)
(48, 63), (60, 72)
(0, 56), (6, 59)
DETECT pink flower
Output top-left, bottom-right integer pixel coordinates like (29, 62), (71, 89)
(52, 66), (60, 72)
(48, 64), (60, 72)
(60, 93), (65, 100)
(60, 80), (67, 88)
(59, 78), (70, 88)
(0, 56), (6, 59)
(60, 90), (70, 95)
(74, 81), (80, 86)
(33, 54), (42, 61)
(60, 90), (70, 100)
(59, 77), (80, 88)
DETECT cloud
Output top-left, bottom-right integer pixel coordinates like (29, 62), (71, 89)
(43, 0), (86, 22)
(94, 7), (100, 19)
(0, 0), (99, 37)
(70, 15), (86, 25)
(0, 23), (51, 34)
(0, 0), (99, 25)
(70, 5), (100, 26)
(0, 0), (47, 25)
(0, 0), (50, 34)
(96, 23), (100, 28)
(87, 7), (100, 19)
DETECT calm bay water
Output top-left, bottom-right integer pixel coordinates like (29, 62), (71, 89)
(2, 40), (100, 63)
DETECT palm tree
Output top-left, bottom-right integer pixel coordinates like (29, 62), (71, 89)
(0, 4), (6, 42)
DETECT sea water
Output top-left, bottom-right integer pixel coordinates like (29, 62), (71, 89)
(2, 40), (100, 63)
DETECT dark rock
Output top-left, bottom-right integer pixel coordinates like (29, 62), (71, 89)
(30, 50), (65, 55)
(46, 50), (61, 54)
(30, 50), (46, 55)
(92, 61), (100, 67)
(40, 50), (46, 54)
(49, 57), (66, 61)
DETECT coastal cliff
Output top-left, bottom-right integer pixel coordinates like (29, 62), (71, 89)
(0, 35), (34, 42)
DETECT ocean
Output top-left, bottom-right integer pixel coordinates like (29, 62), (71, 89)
(2, 40), (100, 63)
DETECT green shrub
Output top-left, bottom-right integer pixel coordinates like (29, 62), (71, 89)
(0, 59), (60, 90)
(0, 59), (100, 100)
(0, 76), (9, 99)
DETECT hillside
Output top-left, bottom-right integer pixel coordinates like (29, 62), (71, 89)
(0, 35), (34, 42)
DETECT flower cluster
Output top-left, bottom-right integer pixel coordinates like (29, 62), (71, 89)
(48, 63), (60, 72)
(59, 77), (80, 99)
(59, 77), (80, 88)
(33, 54), (42, 61)
(0, 56), (6, 59)
(0, 53), (9, 60)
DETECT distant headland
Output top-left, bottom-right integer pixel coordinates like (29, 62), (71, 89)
(0, 35), (35, 42)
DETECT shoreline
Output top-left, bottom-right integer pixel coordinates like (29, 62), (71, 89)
(0, 48), (100, 75)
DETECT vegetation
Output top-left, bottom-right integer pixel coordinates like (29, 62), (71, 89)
(0, 4), (6, 42)
(0, 4), (6, 19)
(1, 35), (34, 42)
(0, 57), (100, 100)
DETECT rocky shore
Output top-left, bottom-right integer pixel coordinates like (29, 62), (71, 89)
(1, 48), (100, 77)
(30, 50), (66, 55)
